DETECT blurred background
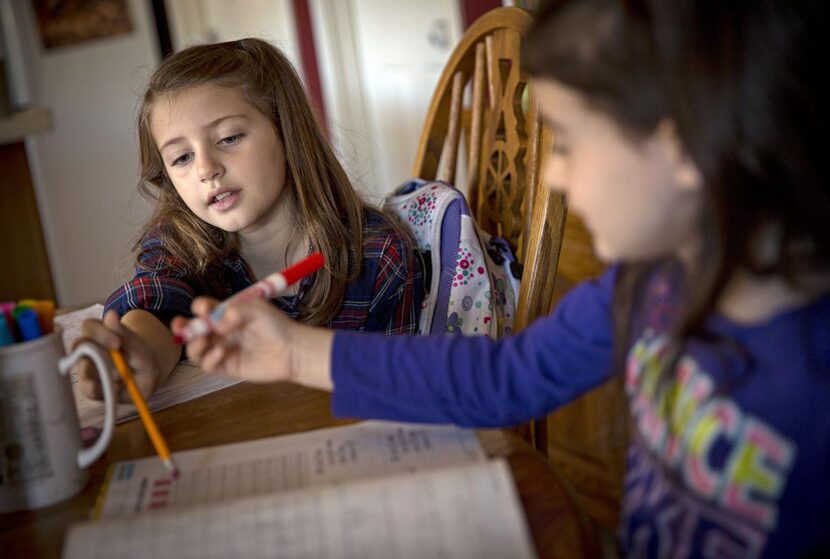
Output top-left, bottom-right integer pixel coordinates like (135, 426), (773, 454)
(0, 0), (539, 308)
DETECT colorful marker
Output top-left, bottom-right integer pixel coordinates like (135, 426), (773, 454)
(33, 300), (55, 334)
(0, 301), (16, 320)
(0, 315), (14, 346)
(173, 252), (325, 345)
(0, 303), (16, 343)
(16, 308), (43, 341)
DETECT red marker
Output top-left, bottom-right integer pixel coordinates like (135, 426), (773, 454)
(173, 252), (325, 345)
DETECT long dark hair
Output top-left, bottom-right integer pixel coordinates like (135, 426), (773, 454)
(136, 38), (369, 325)
(525, 0), (828, 370)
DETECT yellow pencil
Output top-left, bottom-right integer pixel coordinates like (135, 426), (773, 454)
(110, 350), (180, 478)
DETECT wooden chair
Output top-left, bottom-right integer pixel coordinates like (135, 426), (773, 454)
(413, 7), (563, 336)
(412, 6), (628, 535)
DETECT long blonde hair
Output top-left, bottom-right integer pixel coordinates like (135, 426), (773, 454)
(136, 38), (368, 325)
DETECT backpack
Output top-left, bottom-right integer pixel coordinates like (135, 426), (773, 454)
(383, 179), (522, 338)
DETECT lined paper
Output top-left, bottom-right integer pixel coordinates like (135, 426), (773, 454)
(64, 460), (536, 559)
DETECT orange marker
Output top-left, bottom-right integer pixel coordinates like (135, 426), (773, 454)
(33, 300), (55, 334)
(110, 350), (180, 478)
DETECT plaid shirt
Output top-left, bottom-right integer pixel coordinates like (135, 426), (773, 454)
(105, 210), (424, 334)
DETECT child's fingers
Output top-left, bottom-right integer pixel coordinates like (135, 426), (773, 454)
(75, 315), (124, 401)
(77, 357), (124, 401)
(184, 333), (212, 363)
(170, 315), (188, 336)
(191, 296), (220, 318)
(77, 317), (120, 350)
(104, 312), (152, 363)
(212, 304), (246, 336)
(102, 309), (123, 331)
(213, 299), (275, 336)
(200, 343), (229, 374)
(76, 359), (105, 400)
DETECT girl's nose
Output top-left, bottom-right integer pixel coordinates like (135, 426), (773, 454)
(198, 155), (224, 183)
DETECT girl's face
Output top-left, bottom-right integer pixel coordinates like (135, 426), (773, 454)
(151, 83), (287, 235)
(534, 78), (704, 263)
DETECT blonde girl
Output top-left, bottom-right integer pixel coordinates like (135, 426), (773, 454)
(78, 39), (422, 400)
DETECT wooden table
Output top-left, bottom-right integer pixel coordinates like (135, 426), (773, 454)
(0, 381), (598, 558)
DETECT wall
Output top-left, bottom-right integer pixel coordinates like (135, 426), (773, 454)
(167, 0), (299, 63)
(1, 0), (469, 306)
(4, 0), (159, 307)
(313, 0), (461, 204)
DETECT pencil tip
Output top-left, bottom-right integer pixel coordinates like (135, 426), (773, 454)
(163, 458), (181, 480)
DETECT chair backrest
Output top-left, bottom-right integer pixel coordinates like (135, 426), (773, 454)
(412, 7), (571, 333)
(412, 6), (626, 534)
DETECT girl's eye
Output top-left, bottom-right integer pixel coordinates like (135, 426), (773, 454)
(219, 134), (243, 146)
(171, 153), (192, 166)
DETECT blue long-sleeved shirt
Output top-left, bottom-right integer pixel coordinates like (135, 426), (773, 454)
(331, 264), (830, 557)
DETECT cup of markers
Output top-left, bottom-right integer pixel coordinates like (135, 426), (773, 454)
(0, 298), (122, 512)
(0, 299), (55, 346)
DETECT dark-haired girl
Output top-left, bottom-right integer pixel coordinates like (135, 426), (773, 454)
(178, 2), (829, 555)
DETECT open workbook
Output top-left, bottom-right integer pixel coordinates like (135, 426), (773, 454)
(63, 421), (537, 559)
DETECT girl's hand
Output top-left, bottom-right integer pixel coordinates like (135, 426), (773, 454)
(172, 298), (298, 382)
(75, 310), (163, 403)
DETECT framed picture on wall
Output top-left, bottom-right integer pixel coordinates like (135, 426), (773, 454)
(31, 0), (133, 50)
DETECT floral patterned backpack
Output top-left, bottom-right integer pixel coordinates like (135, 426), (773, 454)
(383, 179), (521, 338)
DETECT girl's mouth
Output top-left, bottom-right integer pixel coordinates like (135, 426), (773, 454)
(209, 190), (240, 211)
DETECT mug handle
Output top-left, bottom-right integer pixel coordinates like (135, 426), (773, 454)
(58, 342), (117, 469)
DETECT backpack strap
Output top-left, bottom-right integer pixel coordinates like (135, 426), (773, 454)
(383, 180), (463, 334)
(383, 179), (521, 338)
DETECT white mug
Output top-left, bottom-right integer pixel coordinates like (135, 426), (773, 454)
(0, 328), (116, 512)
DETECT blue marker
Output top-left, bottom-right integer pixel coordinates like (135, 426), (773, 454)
(16, 308), (43, 341)
(0, 315), (15, 346)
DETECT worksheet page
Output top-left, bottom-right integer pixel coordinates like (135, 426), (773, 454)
(95, 421), (486, 518)
(65, 460), (536, 559)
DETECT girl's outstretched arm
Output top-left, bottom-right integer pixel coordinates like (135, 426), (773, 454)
(329, 268), (616, 426)
(177, 267), (618, 427)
